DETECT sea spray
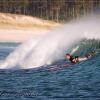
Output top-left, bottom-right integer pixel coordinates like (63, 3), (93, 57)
(0, 37), (41, 69)
(20, 26), (82, 68)
(0, 15), (100, 69)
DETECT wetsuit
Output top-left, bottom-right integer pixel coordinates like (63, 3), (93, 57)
(69, 56), (79, 64)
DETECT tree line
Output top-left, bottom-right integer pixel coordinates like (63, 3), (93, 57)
(0, 0), (100, 22)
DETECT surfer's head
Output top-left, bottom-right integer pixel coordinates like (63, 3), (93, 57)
(66, 54), (71, 59)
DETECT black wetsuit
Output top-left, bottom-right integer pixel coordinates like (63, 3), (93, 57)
(69, 56), (79, 64)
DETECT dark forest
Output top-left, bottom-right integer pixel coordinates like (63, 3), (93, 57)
(0, 0), (100, 22)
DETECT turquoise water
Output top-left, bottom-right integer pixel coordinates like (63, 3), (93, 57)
(0, 43), (100, 100)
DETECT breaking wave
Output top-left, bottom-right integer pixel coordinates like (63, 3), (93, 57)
(0, 15), (100, 69)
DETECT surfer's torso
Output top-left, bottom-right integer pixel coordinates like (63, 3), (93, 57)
(69, 56), (79, 64)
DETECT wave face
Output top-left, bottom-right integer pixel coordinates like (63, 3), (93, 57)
(70, 39), (100, 56)
(0, 15), (100, 69)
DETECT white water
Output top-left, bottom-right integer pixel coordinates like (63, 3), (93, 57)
(0, 15), (100, 69)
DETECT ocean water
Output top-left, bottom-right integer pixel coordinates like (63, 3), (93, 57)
(0, 42), (100, 100)
(0, 16), (100, 99)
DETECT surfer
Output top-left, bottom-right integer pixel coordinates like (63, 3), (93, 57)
(65, 53), (93, 64)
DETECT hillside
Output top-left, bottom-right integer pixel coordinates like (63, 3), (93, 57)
(0, 13), (59, 29)
(0, 13), (60, 42)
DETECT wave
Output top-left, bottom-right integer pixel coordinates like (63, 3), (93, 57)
(70, 39), (100, 56)
(0, 15), (100, 69)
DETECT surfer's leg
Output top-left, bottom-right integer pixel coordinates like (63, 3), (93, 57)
(78, 57), (88, 61)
